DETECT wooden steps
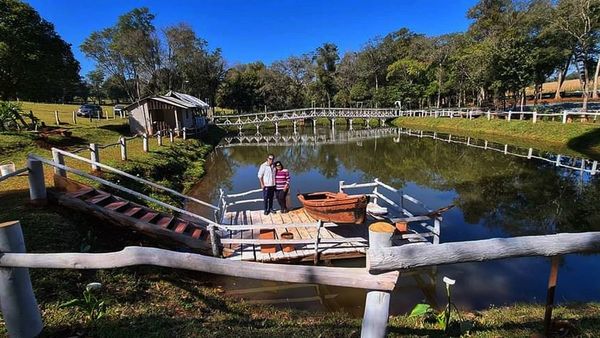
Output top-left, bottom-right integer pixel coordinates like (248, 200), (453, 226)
(54, 177), (210, 253)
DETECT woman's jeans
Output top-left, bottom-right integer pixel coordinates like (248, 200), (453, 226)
(276, 189), (288, 211)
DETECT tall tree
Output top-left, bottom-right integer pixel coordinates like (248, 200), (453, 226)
(0, 0), (81, 101)
(86, 69), (105, 104)
(313, 43), (339, 107)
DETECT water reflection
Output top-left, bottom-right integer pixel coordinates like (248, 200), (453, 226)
(188, 125), (600, 315)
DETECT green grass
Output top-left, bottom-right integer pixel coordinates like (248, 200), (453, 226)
(393, 117), (600, 159)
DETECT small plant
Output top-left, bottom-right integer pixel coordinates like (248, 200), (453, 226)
(410, 276), (470, 334)
(60, 282), (107, 323)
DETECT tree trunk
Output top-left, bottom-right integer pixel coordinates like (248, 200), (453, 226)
(593, 56), (600, 99)
(436, 65), (442, 108)
(555, 54), (572, 100)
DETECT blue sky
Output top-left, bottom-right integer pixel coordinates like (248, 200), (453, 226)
(27, 0), (476, 76)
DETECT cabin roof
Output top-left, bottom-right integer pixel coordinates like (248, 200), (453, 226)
(125, 91), (209, 111)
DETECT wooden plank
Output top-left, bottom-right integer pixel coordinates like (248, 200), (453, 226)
(139, 212), (159, 223)
(123, 207), (143, 217)
(287, 210), (312, 259)
(0, 246), (400, 291)
(174, 221), (188, 234)
(67, 187), (94, 198)
(220, 237), (367, 245)
(86, 194), (111, 205)
(105, 201), (129, 211)
(367, 232), (600, 273)
(156, 216), (174, 229)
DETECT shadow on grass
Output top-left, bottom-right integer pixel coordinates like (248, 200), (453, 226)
(100, 123), (131, 135)
(567, 127), (600, 160)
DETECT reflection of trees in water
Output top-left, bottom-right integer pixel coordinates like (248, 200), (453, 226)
(198, 131), (600, 235)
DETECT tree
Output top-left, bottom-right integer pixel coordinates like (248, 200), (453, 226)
(0, 0), (82, 101)
(313, 43), (339, 107)
(87, 69), (105, 104)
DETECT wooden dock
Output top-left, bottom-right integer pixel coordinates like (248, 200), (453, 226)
(220, 208), (369, 263)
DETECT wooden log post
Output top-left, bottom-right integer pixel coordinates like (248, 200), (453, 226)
(0, 221), (43, 338)
(362, 222), (395, 338)
(27, 157), (46, 202)
(90, 143), (100, 171)
(72, 111), (77, 124)
(142, 133), (149, 152)
(119, 137), (127, 161)
(54, 110), (60, 125)
(208, 225), (222, 258)
(51, 148), (66, 177)
(544, 256), (560, 336)
(157, 130), (163, 146)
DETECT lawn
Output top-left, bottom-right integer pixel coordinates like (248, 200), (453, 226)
(393, 116), (600, 159)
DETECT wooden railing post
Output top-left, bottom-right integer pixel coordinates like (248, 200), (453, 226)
(0, 221), (43, 338)
(208, 225), (222, 258)
(183, 127), (187, 140)
(544, 256), (560, 336)
(142, 133), (149, 152)
(54, 110), (60, 125)
(90, 143), (100, 171)
(532, 111), (537, 124)
(169, 129), (174, 143)
(52, 148), (66, 177)
(27, 157), (46, 202)
(119, 137), (127, 161)
(72, 111), (77, 124)
(562, 111), (568, 123)
(157, 130), (163, 146)
(362, 222), (394, 338)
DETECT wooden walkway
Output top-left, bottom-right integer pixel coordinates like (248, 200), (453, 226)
(221, 208), (369, 263)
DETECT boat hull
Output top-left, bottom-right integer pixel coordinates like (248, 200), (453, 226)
(297, 192), (369, 224)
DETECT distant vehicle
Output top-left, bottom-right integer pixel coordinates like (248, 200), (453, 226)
(77, 104), (103, 118)
(113, 104), (127, 116)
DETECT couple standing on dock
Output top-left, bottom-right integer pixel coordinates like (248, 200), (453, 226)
(258, 153), (290, 215)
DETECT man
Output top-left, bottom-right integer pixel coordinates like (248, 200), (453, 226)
(258, 154), (276, 215)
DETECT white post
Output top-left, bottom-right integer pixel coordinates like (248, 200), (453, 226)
(562, 111), (568, 124)
(275, 122), (279, 135)
(54, 110), (60, 125)
(504, 144), (508, 154)
(0, 221), (43, 338)
(175, 109), (181, 136)
(591, 161), (598, 175)
(169, 129), (174, 143)
(362, 222), (394, 338)
(349, 119), (353, 130)
(27, 157), (46, 202)
(533, 111), (537, 124)
(183, 127), (187, 140)
(72, 111), (77, 124)
(90, 143), (100, 171)
(142, 133), (149, 152)
(487, 110), (491, 120)
(556, 155), (561, 166)
(157, 130), (163, 146)
(484, 140), (488, 149)
(120, 137), (127, 161)
(52, 148), (66, 177)
(293, 120), (298, 134)
(339, 180), (345, 193)
(527, 148), (533, 159)
(508, 111), (512, 122)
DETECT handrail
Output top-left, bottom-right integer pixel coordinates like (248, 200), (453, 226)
(214, 222), (337, 231)
(29, 154), (216, 225)
(0, 167), (28, 182)
(51, 148), (219, 211)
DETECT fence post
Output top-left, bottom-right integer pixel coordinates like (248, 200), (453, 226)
(169, 129), (174, 143)
(532, 111), (537, 124)
(183, 127), (187, 140)
(51, 148), (66, 177)
(90, 143), (100, 171)
(543, 256), (561, 337)
(72, 111), (77, 124)
(487, 110), (491, 120)
(362, 222), (394, 338)
(592, 161), (598, 175)
(562, 111), (568, 124)
(508, 111), (512, 122)
(527, 148), (533, 159)
(142, 133), (149, 152)
(208, 225), (222, 258)
(0, 221), (43, 338)
(54, 110), (60, 125)
(157, 130), (163, 146)
(27, 157), (46, 202)
(120, 137), (127, 161)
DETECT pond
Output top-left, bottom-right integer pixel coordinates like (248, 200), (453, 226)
(187, 124), (600, 317)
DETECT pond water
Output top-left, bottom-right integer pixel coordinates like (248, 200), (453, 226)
(187, 125), (600, 317)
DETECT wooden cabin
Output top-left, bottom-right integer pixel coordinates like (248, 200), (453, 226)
(126, 91), (210, 135)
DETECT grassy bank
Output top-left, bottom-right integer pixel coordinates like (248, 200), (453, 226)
(393, 117), (600, 159)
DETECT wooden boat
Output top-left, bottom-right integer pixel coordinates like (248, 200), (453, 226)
(297, 192), (369, 224)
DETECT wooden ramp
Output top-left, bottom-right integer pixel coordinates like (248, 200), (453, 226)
(51, 175), (213, 255)
(221, 208), (369, 263)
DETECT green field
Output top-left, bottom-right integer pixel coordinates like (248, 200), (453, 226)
(393, 117), (600, 159)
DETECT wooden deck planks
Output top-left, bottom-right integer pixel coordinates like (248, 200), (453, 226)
(222, 208), (367, 262)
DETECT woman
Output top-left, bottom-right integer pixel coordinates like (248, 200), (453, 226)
(273, 161), (290, 213)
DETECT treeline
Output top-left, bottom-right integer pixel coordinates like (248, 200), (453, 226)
(1, 0), (600, 111)
(219, 0), (600, 112)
